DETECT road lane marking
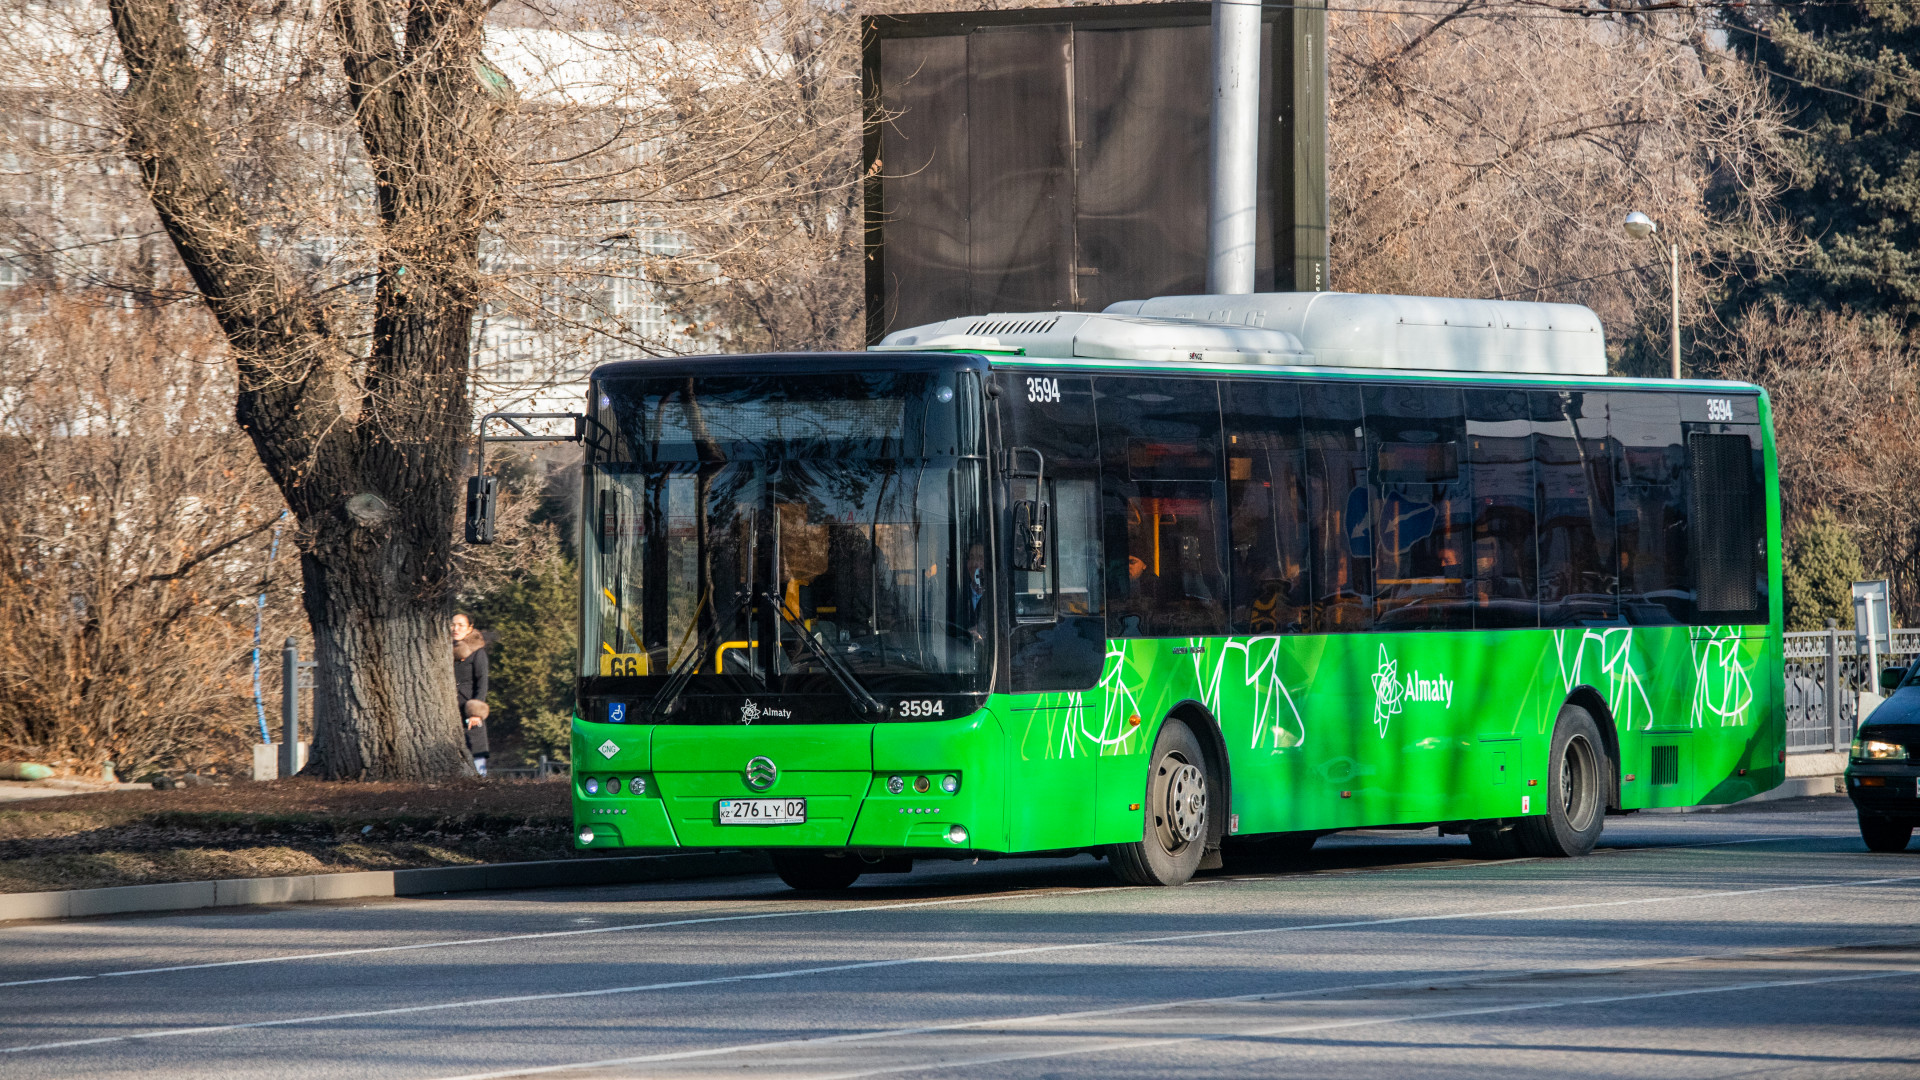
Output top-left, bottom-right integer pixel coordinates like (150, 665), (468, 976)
(0, 832), (1827, 990)
(799, 967), (1920, 1080)
(421, 957), (1920, 1080)
(0, 886), (1134, 989)
(6, 871), (1916, 1056)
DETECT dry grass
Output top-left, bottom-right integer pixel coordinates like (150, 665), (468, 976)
(0, 778), (585, 893)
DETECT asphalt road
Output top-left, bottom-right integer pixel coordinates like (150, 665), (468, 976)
(2, 796), (1916, 1080)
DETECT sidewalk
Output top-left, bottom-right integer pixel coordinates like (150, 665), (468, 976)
(0, 849), (770, 924)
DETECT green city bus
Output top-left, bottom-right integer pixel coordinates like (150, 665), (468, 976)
(559, 292), (1783, 888)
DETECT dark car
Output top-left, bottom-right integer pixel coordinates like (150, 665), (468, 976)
(1844, 663), (1920, 852)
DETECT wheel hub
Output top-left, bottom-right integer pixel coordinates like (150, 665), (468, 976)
(1165, 760), (1207, 844)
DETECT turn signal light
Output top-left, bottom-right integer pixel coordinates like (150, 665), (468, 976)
(913, 775), (931, 793)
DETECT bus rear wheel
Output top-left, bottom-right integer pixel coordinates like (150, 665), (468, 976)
(1515, 706), (1608, 858)
(1108, 718), (1211, 886)
(771, 851), (862, 891)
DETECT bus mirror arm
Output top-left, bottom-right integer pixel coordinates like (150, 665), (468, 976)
(466, 412), (588, 546)
(1007, 446), (1050, 572)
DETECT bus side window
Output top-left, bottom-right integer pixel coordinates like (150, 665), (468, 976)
(1610, 393), (1691, 625)
(1366, 384), (1473, 630)
(1224, 380), (1310, 634)
(1533, 390), (1618, 626)
(1465, 389), (1539, 629)
(999, 373), (1107, 692)
(1097, 377), (1229, 638)
(1301, 383), (1371, 632)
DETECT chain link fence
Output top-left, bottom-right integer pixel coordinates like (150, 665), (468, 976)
(1782, 627), (1920, 752)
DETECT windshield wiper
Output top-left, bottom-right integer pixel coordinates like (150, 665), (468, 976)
(762, 588), (884, 719)
(643, 588), (752, 720)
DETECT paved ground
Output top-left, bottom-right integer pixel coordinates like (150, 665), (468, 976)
(1, 795), (1915, 1080)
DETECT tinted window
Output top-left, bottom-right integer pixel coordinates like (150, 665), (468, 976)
(1301, 383), (1370, 631)
(1690, 430), (1764, 621)
(1533, 391), (1617, 625)
(1366, 385), (1472, 630)
(1223, 380), (1310, 633)
(999, 373), (1106, 690)
(1466, 389), (1538, 629)
(1098, 377), (1228, 637)
(1611, 393), (1691, 624)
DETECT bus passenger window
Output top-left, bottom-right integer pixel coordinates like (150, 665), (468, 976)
(1301, 383), (1371, 632)
(1465, 389), (1538, 629)
(1610, 393), (1690, 624)
(1366, 385), (1473, 630)
(1224, 380), (1309, 634)
(1533, 391), (1618, 626)
(1097, 377), (1228, 638)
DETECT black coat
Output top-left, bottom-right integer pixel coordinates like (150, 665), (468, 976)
(454, 629), (491, 756)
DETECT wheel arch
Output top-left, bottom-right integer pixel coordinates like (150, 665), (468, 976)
(1163, 699), (1231, 849)
(1563, 686), (1623, 810)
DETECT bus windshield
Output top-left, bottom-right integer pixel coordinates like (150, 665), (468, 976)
(582, 370), (988, 710)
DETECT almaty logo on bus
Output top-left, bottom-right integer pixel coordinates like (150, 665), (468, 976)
(1370, 645), (1455, 736)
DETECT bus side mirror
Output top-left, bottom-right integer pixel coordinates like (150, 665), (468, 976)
(465, 475), (499, 544)
(1012, 499), (1049, 572)
(1880, 666), (1906, 691)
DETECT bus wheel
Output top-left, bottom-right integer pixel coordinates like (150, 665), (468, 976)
(771, 851), (862, 891)
(1515, 706), (1608, 858)
(1858, 815), (1913, 853)
(1108, 718), (1210, 886)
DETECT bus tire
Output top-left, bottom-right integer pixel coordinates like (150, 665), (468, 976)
(771, 851), (862, 891)
(1515, 705), (1608, 858)
(1858, 815), (1913, 853)
(1108, 718), (1211, 886)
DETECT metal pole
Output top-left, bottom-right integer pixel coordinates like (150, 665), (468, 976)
(1827, 618), (1841, 749)
(1669, 242), (1681, 379)
(1207, 0), (1261, 295)
(281, 638), (299, 778)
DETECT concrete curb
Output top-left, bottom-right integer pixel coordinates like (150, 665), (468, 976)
(0, 851), (770, 924)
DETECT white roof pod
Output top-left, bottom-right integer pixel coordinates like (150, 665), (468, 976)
(1105, 292), (1607, 376)
(872, 311), (1312, 366)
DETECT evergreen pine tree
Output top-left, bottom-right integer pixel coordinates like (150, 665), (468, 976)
(1726, 1), (1920, 320)
(1783, 508), (1867, 630)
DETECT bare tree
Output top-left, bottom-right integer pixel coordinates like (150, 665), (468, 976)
(0, 289), (302, 776)
(1327, 0), (1800, 370)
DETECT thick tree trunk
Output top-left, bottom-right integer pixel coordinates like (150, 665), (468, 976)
(107, 0), (501, 779)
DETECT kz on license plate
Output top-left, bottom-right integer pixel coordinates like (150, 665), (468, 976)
(717, 798), (806, 825)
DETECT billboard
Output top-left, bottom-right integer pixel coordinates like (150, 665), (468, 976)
(863, 3), (1327, 342)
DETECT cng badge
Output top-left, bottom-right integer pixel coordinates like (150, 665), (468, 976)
(599, 739), (620, 759)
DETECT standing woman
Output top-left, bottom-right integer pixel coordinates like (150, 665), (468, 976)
(451, 612), (492, 776)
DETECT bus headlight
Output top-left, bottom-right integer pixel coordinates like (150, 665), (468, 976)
(578, 826), (595, 845)
(584, 777), (600, 795)
(886, 775), (905, 795)
(941, 774), (960, 794)
(946, 825), (968, 844)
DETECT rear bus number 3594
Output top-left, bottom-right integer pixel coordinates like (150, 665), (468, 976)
(1026, 377), (1061, 403)
(897, 699), (945, 718)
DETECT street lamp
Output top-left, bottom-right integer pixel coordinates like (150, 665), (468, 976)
(1624, 211), (1680, 379)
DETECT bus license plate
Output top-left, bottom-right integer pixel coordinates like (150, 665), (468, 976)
(717, 798), (806, 825)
